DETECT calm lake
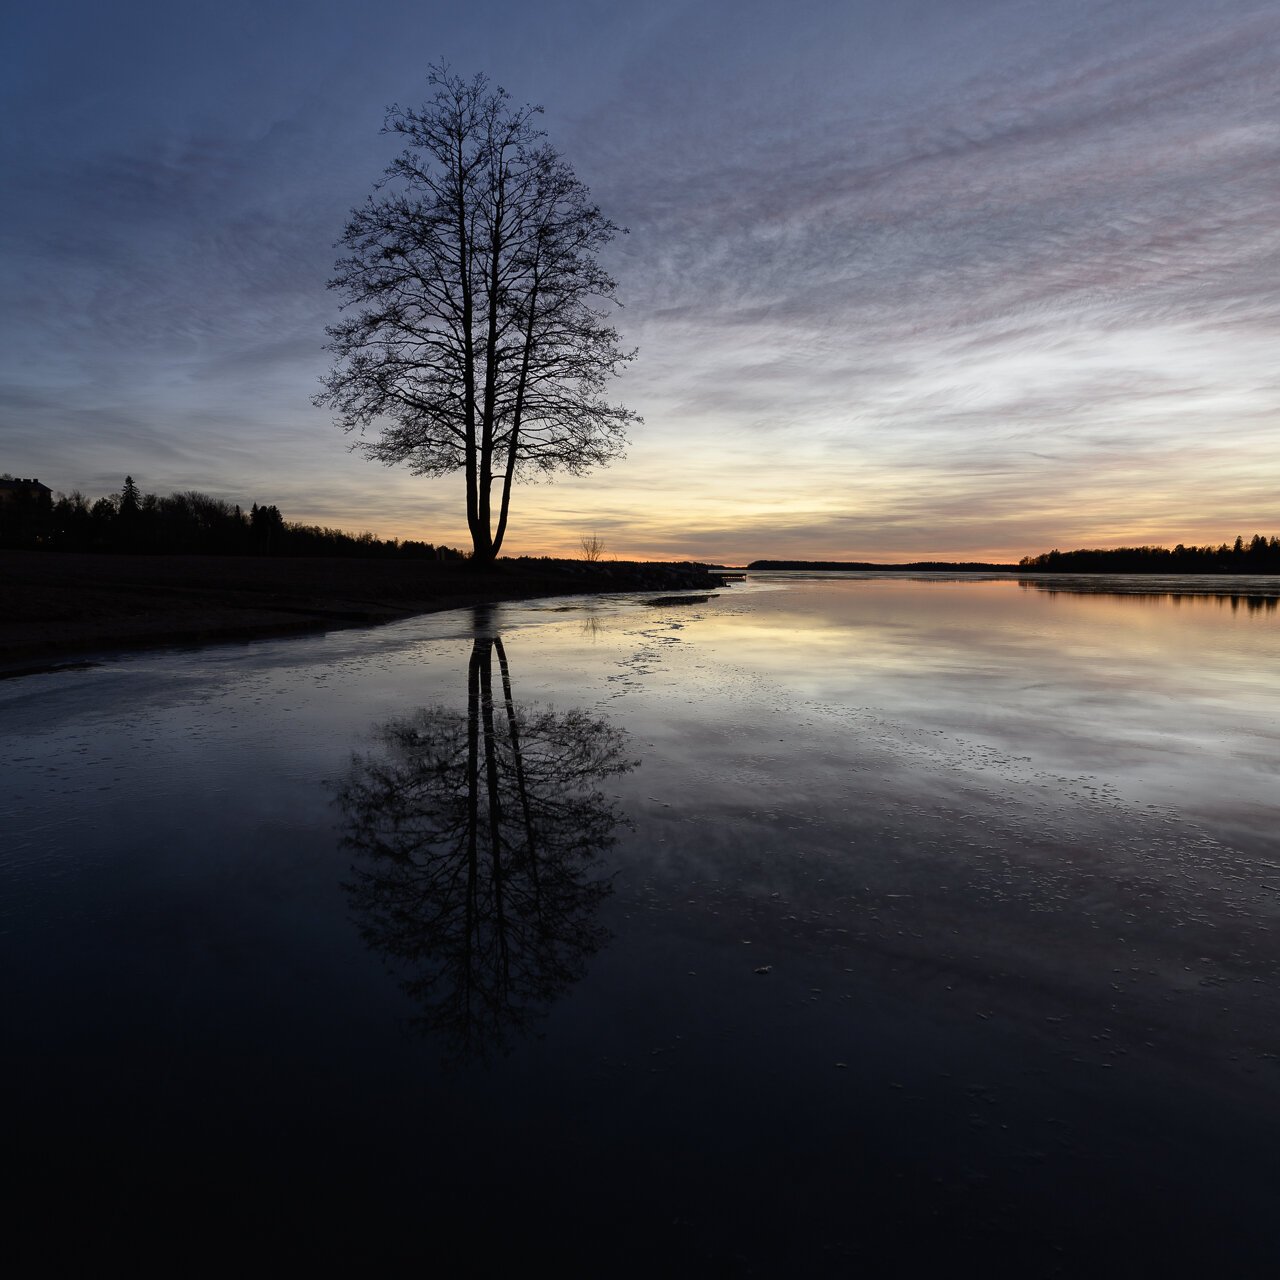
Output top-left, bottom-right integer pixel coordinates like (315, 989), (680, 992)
(4, 573), (1278, 1270)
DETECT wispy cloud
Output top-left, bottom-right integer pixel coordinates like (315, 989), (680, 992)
(2, 0), (1278, 559)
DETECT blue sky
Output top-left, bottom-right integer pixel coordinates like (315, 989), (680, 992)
(3, 0), (1278, 560)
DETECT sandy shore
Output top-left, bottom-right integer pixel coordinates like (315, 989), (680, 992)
(0, 551), (723, 674)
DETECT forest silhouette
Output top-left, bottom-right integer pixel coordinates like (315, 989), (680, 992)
(0, 474), (461, 558)
(1020, 535), (1280, 574)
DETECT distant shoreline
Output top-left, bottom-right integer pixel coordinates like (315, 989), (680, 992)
(0, 551), (723, 677)
(746, 559), (1020, 571)
(746, 558), (1280, 575)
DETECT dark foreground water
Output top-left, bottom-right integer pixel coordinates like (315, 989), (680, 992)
(3, 574), (1278, 1272)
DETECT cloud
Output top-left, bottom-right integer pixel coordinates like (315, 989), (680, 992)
(3, 0), (1279, 559)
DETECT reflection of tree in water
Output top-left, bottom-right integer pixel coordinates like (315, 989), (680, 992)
(1018, 580), (1280, 611)
(337, 634), (634, 1058)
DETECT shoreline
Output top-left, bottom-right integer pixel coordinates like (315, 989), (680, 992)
(0, 551), (724, 677)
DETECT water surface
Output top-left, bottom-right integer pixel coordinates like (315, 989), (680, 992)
(3, 574), (1278, 1270)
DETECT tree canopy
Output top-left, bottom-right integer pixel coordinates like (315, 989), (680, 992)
(317, 65), (638, 565)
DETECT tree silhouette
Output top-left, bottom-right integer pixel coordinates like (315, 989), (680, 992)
(1019, 535), (1280, 574)
(316, 64), (639, 567)
(336, 630), (635, 1059)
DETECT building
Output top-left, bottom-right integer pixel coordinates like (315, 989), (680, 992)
(0, 477), (53, 505)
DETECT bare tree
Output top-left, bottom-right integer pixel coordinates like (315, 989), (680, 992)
(579, 531), (605, 562)
(317, 65), (639, 566)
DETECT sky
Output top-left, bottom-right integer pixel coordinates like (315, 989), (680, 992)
(2, 0), (1278, 563)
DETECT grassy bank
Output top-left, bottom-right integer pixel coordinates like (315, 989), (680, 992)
(0, 551), (723, 674)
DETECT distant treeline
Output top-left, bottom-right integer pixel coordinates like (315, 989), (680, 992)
(1019, 535), (1280, 574)
(747, 560), (1017, 571)
(0, 475), (464, 559)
